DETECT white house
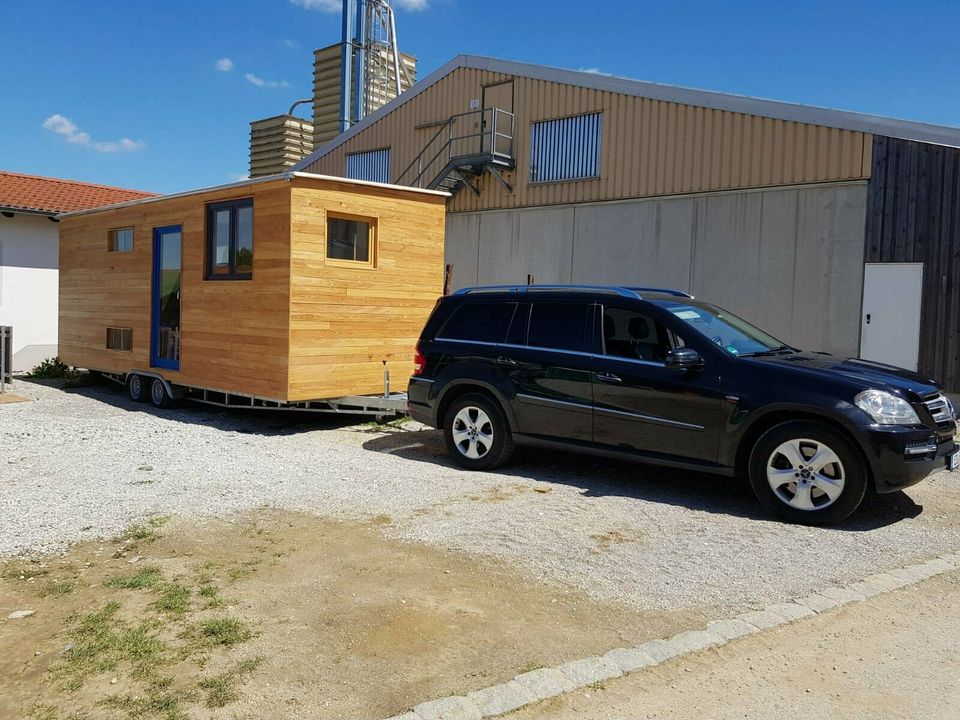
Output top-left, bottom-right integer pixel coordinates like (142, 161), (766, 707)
(0, 170), (153, 371)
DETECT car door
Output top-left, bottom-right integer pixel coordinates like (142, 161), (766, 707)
(591, 303), (723, 463)
(498, 299), (595, 442)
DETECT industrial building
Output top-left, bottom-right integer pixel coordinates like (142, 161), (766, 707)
(294, 55), (960, 392)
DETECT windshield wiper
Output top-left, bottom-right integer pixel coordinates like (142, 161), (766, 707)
(739, 345), (794, 357)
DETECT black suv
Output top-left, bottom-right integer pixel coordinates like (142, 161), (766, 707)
(407, 285), (958, 525)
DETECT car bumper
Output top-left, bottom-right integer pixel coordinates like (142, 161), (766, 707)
(858, 424), (957, 493)
(407, 377), (436, 427)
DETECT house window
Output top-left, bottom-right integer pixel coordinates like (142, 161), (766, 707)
(346, 148), (391, 184)
(109, 227), (134, 252)
(206, 198), (253, 279)
(327, 216), (375, 265)
(529, 112), (603, 183)
(106, 327), (133, 352)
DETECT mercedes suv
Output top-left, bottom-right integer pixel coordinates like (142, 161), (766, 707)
(407, 285), (958, 525)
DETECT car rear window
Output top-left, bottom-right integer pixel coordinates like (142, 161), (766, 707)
(439, 301), (516, 343)
(527, 302), (589, 352)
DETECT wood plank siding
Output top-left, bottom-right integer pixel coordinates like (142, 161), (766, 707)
(302, 67), (873, 212)
(865, 136), (960, 391)
(58, 176), (446, 402)
(287, 176), (446, 401)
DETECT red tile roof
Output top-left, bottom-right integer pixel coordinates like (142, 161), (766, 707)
(0, 169), (156, 215)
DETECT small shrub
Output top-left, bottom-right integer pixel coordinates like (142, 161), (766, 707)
(28, 357), (75, 379)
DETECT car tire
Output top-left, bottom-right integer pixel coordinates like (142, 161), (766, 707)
(443, 392), (515, 470)
(149, 377), (177, 409)
(127, 374), (150, 403)
(748, 420), (868, 526)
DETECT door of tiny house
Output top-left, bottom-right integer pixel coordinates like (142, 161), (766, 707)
(151, 225), (182, 371)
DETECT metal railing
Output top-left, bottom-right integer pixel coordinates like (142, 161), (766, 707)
(395, 107), (515, 189)
(0, 326), (11, 393)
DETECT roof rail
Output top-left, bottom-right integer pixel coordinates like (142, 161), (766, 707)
(453, 285), (642, 299)
(627, 287), (694, 299)
(453, 284), (695, 299)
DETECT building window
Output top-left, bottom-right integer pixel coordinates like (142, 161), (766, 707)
(529, 112), (603, 183)
(106, 327), (133, 352)
(206, 198), (253, 280)
(327, 215), (375, 265)
(346, 148), (391, 184)
(109, 227), (134, 252)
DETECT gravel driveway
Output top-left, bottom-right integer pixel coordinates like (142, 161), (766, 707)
(3, 378), (959, 615)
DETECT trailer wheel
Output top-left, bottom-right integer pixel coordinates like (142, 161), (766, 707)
(149, 378), (177, 409)
(127, 374), (149, 403)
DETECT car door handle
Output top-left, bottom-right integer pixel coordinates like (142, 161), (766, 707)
(496, 356), (517, 368)
(596, 372), (621, 384)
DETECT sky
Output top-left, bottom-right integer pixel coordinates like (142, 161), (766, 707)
(2, 0), (959, 195)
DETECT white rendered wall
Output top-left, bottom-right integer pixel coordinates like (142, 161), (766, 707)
(0, 213), (59, 371)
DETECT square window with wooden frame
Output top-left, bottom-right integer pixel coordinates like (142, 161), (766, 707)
(326, 214), (376, 267)
(108, 227), (134, 252)
(205, 198), (253, 280)
(106, 327), (133, 352)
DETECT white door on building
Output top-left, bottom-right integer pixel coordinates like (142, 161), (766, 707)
(859, 262), (924, 371)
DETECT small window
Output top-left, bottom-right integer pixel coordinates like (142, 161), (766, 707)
(346, 148), (391, 183)
(327, 216), (374, 265)
(530, 112), (603, 183)
(206, 198), (253, 280)
(601, 307), (673, 363)
(440, 302), (516, 343)
(106, 327), (132, 352)
(527, 302), (589, 352)
(109, 228), (134, 252)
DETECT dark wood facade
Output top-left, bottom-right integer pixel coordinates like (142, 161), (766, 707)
(865, 136), (960, 391)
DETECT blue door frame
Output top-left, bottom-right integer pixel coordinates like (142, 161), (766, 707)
(151, 225), (182, 370)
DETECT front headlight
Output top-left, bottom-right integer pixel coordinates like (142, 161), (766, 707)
(854, 389), (921, 425)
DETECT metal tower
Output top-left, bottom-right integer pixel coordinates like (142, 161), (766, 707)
(339, 0), (412, 133)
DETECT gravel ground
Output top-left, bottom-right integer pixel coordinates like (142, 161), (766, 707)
(3, 378), (960, 615)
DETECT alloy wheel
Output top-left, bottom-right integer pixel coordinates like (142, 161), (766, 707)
(766, 438), (846, 511)
(451, 406), (494, 460)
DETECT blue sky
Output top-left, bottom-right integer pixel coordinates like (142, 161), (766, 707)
(2, 0), (959, 194)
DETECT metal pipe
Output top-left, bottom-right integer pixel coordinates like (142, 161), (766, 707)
(386, 2), (402, 97)
(0, 327), (6, 394)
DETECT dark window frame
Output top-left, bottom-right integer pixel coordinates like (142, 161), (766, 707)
(205, 197), (253, 280)
(108, 227), (134, 253)
(106, 327), (133, 352)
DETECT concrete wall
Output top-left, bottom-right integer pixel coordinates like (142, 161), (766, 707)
(0, 213), (59, 371)
(445, 181), (867, 357)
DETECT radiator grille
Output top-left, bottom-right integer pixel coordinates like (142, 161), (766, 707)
(923, 394), (954, 424)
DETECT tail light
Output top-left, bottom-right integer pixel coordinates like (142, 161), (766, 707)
(413, 344), (426, 376)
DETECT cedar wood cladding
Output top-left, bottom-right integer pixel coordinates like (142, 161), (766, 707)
(302, 66), (874, 212)
(865, 136), (960, 391)
(58, 176), (446, 402)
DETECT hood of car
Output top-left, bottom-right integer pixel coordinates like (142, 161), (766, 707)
(746, 351), (941, 398)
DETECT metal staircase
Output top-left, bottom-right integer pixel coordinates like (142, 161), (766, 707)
(395, 107), (515, 197)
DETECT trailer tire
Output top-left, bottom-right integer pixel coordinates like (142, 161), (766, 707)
(149, 378), (177, 409)
(127, 374), (149, 403)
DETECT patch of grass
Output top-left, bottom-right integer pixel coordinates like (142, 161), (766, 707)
(39, 579), (77, 597)
(517, 660), (545, 674)
(191, 617), (254, 647)
(49, 602), (168, 692)
(99, 684), (194, 720)
(197, 584), (231, 609)
(198, 657), (262, 708)
(26, 703), (59, 720)
(106, 566), (162, 590)
(151, 583), (191, 615)
(3, 564), (51, 581)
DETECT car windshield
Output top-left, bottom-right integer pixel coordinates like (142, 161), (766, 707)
(653, 301), (790, 357)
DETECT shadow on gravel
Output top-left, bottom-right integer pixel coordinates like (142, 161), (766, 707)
(361, 429), (925, 531)
(35, 378), (363, 437)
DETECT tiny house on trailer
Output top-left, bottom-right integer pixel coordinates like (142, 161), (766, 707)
(57, 172), (447, 412)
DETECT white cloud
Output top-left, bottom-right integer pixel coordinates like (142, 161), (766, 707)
(577, 67), (611, 76)
(42, 114), (145, 153)
(245, 73), (290, 89)
(290, 0), (428, 11)
(215, 57), (234, 72)
(283, 39), (299, 49)
(226, 172), (250, 183)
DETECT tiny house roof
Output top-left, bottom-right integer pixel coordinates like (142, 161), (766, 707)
(56, 171), (450, 219)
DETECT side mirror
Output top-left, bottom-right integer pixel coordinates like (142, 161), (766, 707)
(665, 347), (703, 370)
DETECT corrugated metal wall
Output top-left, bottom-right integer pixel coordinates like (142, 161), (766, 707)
(529, 112), (603, 183)
(865, 136), (960, 391)
(303, 67), (874, 212)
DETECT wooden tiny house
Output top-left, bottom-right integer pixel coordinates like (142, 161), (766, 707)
(58, 173), (447, 405)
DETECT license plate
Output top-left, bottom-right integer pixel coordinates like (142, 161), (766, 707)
(949, 451), (960, 471)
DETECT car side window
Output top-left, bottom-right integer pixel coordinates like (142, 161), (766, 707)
(527, 301), (589, 352)
(602, 307), (674, 363)
(439, 301), (516, 343)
